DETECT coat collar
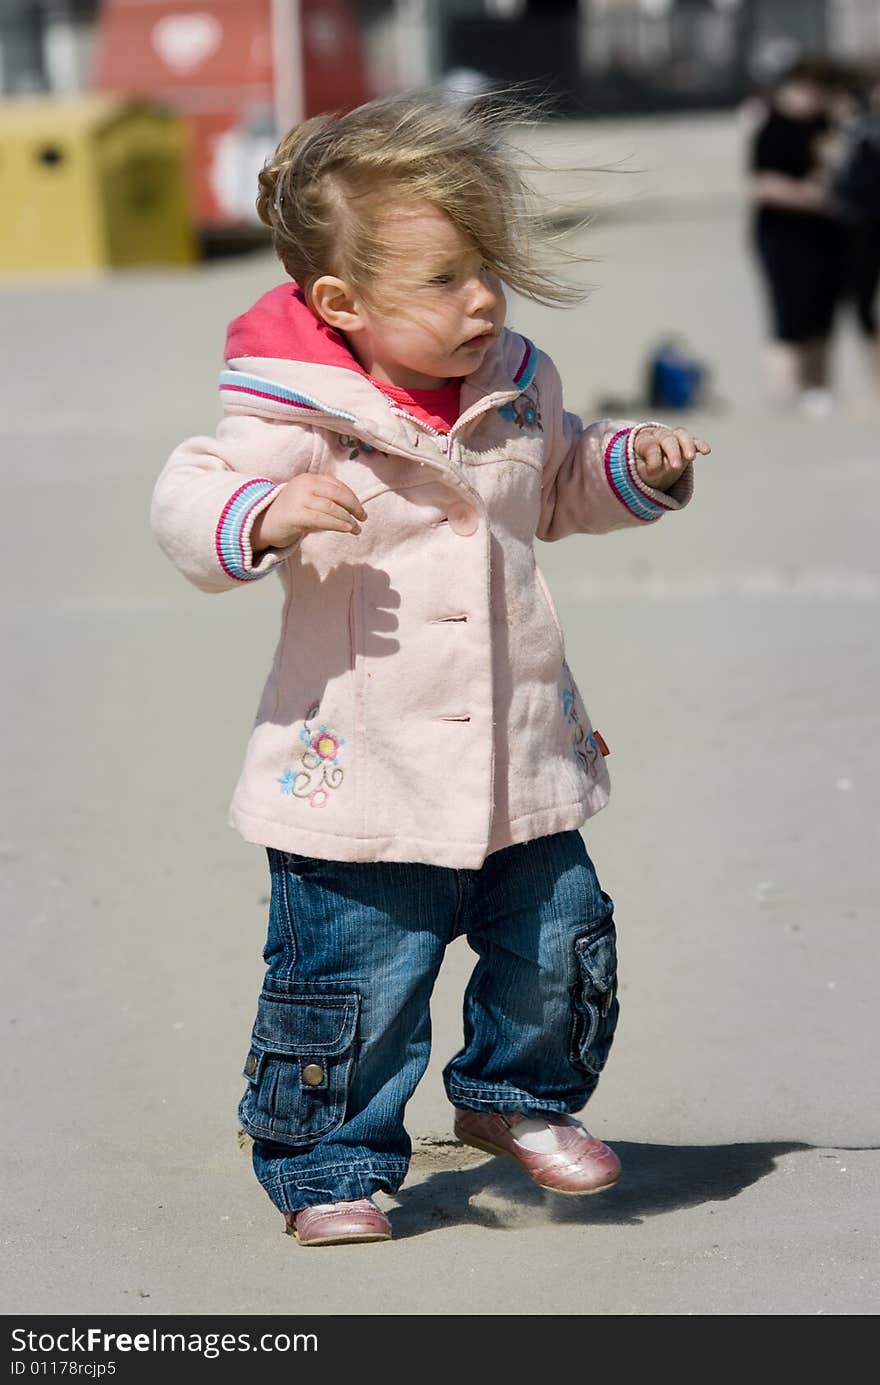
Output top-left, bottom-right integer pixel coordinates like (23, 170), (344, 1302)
(219, 282), (538, 467)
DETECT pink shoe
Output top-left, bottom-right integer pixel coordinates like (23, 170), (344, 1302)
(284, 1197), (392, 1246)
(453, 1107), (621, 1195)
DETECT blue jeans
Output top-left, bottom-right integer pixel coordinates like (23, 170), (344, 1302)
(238, 830), (619, 1213)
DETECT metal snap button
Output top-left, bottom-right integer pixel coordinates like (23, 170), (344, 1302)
(244, 1053), (257, 1077)
(301, 1062), (325, 1086)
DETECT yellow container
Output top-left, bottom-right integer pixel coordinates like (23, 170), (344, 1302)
(0, 95), (197, 275)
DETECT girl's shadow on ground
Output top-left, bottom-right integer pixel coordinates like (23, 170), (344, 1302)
(388, 1140), (813, 1237)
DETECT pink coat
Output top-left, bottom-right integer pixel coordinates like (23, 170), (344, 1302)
(151, 284), (692, 868)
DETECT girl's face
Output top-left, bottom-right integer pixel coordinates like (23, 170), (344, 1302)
(347, 202), (507, 391)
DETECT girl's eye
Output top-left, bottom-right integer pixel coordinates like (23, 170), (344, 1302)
(429, 273), (454, 286)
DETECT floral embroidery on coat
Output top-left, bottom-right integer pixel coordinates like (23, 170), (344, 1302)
(561, 679), (600, 775)
(499, 382), (542, 431)
(336, 434), (379, 461)
(277, 703), (345, 808)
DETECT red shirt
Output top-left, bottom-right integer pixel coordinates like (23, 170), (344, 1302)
(369, 377), (462, 434)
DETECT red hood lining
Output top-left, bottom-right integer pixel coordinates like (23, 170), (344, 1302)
(223, 281), (522, 419)
(224, 282), (370, 376)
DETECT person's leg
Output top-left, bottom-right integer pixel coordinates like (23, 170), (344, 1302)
(862, 335), (880, 394)
(755, 225), (841, 409)
(850, 221), (880, 391)
(798, 226), (847, 411)
(443, 830), (621, 1193)
(800, 336), (832, 388)
(763, 339), (805, 406)
(755, 227), (808, 406)
(799, 335), (834, 416)
(239, 848), (454, 1217)
(444, 830), (618, 1115)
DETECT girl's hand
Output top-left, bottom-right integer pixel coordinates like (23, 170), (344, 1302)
(633, 424), (711, 492)
(251, 474), (368, 553)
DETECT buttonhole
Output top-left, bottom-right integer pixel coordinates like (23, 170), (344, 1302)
(430, 615), (468, 623)
(436, 714), (471, 722)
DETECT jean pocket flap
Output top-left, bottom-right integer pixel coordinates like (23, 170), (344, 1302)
(571, 927), (619, 1078)
(252, 991), (359, 1057)
(238, 990), (360, 1147)
(574, 928), (617, 997)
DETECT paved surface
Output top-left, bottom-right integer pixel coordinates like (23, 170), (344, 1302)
(2, 113), (879, 1316)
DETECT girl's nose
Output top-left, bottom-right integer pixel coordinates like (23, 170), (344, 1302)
(469, 271), (501, 316)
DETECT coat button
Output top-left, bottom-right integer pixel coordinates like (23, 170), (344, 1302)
(244, 1053), (257, 1077)
(302, 1062), (325, 1086)
(447, 502), (478, 536)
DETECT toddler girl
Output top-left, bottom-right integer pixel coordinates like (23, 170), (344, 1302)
(151, 92), (710, 1247)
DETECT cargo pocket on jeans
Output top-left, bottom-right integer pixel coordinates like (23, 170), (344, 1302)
(237, 989), (359, 1146)
(570, 924), (619, 1077)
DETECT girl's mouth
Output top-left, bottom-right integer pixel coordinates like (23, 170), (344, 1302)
(461, 330), (494, 349)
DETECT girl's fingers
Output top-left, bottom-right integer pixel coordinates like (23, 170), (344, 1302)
(637, 427), (712, 486)
(318, 487), (367, 518)
(319, 496), (358, 523)
(672, 427), (713, 458)
(659, 434), (684, 469)
(671, 427), (696, 462)
(641, 430), (685, 469)
(303, 500), (361, 532)
(668, 429), (713, 463)
(320, 479), (368, 520)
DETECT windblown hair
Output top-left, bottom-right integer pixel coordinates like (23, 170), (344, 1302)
(256, 89), (587, 309)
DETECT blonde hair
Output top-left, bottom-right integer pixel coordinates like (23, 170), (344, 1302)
(256, 90), (587, 309)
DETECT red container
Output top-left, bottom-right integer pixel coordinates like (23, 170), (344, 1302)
(93, 0), (370, 228)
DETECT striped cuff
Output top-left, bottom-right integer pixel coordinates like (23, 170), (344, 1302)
(603, 426), (680, 523)
(215, 479), (282, 582)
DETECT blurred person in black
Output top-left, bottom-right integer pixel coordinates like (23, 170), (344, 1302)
(831, 64), (880, 400)
(749, 58), (846, 416)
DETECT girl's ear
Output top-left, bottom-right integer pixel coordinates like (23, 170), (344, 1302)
(310, 276), (366, 334)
